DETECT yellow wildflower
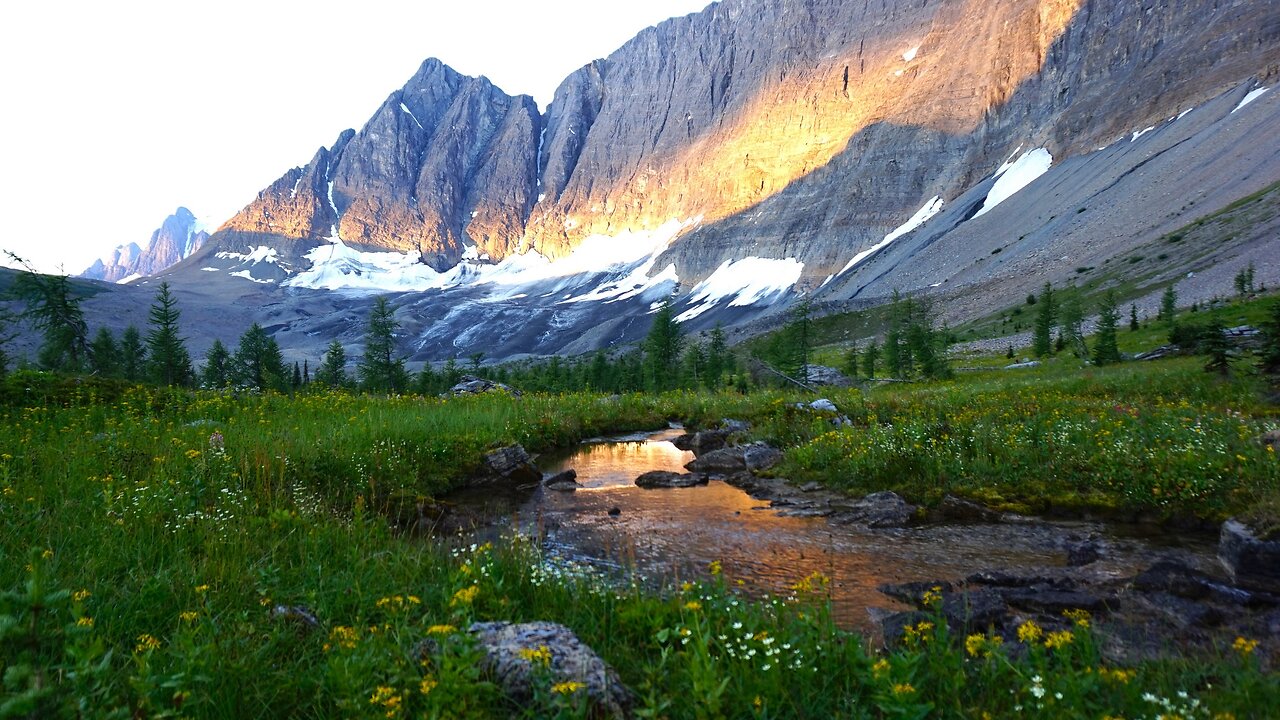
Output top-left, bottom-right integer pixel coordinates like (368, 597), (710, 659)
(419, 677), (438, 695)
(194, 584), (210, 594)
(185, 449), (201, 459)
(921, 585), (944, 607)
(41, 549), (53, 560)
(76, 616), (94, 628)
(872, 659), (890, 677)
(965, 634), (985, 657)
(180, 611), (198, 623)
(73, 589), (91, 603)
(1016, 620), (1043, 643)
(753, 695), (763, 710)
(135, 634), (161, 653)
(326, 625), (359, 651)
(427, 624), (457, 636)
(891, 683), (916, 697)
(551, 681), (585, 695)
(1063, 608), (1091, 628)
(1232, 636), (1258, 655)
(1044, 630), (1074, 650)
(450, 585), (479, 606)
(709, 560), (722, 576)
(684, 600), (702, 611)
(517, 645), (552, 666)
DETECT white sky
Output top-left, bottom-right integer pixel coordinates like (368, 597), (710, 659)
(0, 0), (713, 275)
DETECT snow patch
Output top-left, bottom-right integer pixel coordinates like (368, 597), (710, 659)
(676, 257), (804, 323)
(1232, 87), (1270, 113)
(838, 196), (945, 275)
(974, 148), (1052, 218)
(1130, 126), (1155, 142)
(116, 273), (143, 285)
(215, 246), (279, 265)
(327, 182), (339, 218)
(290, 175), (303, 199)
(1176, 107), (1194, 121)
(993, 146), (1025, 178)
(902, 46), (919, 62)
(201, 267), (219, 272)
(229, 270), (275, 284)
(399, 102), (424, 129)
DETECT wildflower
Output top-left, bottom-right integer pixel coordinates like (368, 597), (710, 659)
(753, 696), (763, 710)
(684, 600), (702, 611)
(369, 686), (402, 717)
(419, 677), (438, 695)
(73, 589), (91, 603)
(1232, 636), (1258, 656)
(1044, 630), (1074, 650)
(135, 634), (161, 653)
(518, 645), (552, 666)
(76, 616), (94, 628)
(450, 585), (479, 606)
(180, 611), (198, 623)
(1063, 608), (1091, 628)
(194, 584), (210, 594)
(209, 432), (224, 451)
(1016, 620), (1043, 643)
(551, 681), (585, 695)
(872, 659), (890, 677)
(965, 634), (985, 657)
(427, 624), (457, 636)
(41, 549), (54, 560)
(325, 626), (359, 652)
(921, 585), (944, 607)
(891, 683), (915, 698)
(709, 560), (722, 576)
(185, 449), (201, 459)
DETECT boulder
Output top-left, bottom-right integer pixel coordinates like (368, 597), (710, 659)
(1133, 559), (1213, 599)
(1259, 429), (1280, 449)
(445, 375), (523, 397)
(834, 491), (915, 528)
(937, 495), (1003, 523)
(685, 447), (747, 474)
(808, 399), (839, 413)
(743, 443), (783, 472)
(468, 621), (633, 718)
(804, 365), (854, 387)
(1219, 519), (1280, 593)
(474, 445), (541, 486)
(1002, 589), (1110, 615)
(1065, 538), (1104, 567)
(543, 469), (580, 491)
(635, 471), (708, 489)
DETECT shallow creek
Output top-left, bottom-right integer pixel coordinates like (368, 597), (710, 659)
(449, 428), (1217, 629)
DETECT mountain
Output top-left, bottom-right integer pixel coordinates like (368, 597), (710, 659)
(82, 208), (208, 283)
(145, 0), (1280, 361)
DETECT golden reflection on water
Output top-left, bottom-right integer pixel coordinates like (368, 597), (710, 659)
(544, 432), (694, 490)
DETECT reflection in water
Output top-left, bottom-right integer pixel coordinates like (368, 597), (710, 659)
(465, 429), (1214, 630)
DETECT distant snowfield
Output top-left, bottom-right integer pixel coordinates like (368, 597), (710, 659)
(676, 257), (804, 323)
(838, 196), (944, 276)
(282, 218), (699, 297)
(216, 246), (279, 264)
(974, 148), (1053, 218)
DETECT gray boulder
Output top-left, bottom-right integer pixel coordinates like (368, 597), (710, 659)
(468, 621), (633, 718)
(636, 471), (708, 489)
(804, 365), (853, 387)
(543, 469), (580, 491)
(684, 447), (747, 475)
(742, 442), (783, 472)
(1219, 519), (1280, 593)
(834, 491), (916, 528)
(474, 445), (541, 486)
(446, 375), (523, 397)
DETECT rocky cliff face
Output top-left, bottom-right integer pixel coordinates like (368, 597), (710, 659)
(83, 207), (208, 283)
(165, 0), (1280, 360)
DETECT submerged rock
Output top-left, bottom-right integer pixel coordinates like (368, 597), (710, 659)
(543, 469), (580, 491)
(635, 471), (708, 489)
(833, 491), (916, 528)
(468, 621), (633, 718)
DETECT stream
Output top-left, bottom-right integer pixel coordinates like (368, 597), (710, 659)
(448, 428), (1219, 630)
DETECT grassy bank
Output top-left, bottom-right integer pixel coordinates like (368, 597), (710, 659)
(1, 358), (1277, 716)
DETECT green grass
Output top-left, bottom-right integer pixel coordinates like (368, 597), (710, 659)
(0, 362), (1277, 717)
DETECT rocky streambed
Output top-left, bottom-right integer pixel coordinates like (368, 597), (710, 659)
(430, 413), (1279, 667)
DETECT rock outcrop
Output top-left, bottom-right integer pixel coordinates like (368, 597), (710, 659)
(82, 207), (208, 283)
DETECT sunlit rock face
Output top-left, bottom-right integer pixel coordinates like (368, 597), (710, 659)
(81, 207), (207, 283)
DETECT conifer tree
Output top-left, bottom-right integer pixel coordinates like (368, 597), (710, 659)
(145, 282), (193, 386)
(416, 364), (439, 395)
(9, 255), (90, 372)
(1201, 316), (1232, 375)
(644, 300), (683, 391)
(862, 341), (879, 379)
(202, 340), (231, 388)
(358, 297), (407, 393)
(1159, 285), (1177, 327)
(1129, 304), (1140, 332)
(292, 361), (302, 389)
(1092, 290), (1122, 366)
(89, 327), (121, 377)
(843, 343), (860, 379)
(705, 325), (730, 389)
(1258, 299), (1280, 375)
(316, 340), (347, 387)
(1032, 282), (1056, 358)
(232, 323), (285, 391)
(120, 326), (146, 381)
(1060, 292), (1088, 358)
